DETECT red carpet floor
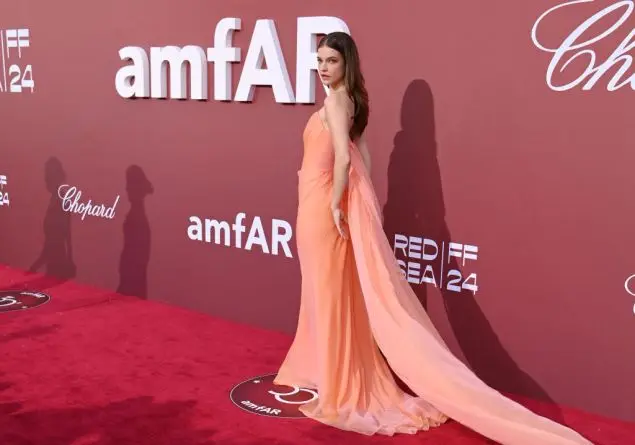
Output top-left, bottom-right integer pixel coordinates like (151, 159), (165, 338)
(0, 264), (633, 445)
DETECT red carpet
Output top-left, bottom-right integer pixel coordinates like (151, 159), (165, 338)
(0, 264), (632, 445)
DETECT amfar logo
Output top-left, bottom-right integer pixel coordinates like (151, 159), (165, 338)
(531, 0), (634, 91)
(187, 212), (293, 258)
(115, 16), (348, 103)
(0, 175), (9, 207)
(0, 291), (50, 313)
(229, 373), (318, 418)
(58, 185), (120, 220)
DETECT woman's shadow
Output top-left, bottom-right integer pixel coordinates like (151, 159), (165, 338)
(117, 165), (153, 299)
(382, 79), (564, 423)
(28, 157), (76, 280)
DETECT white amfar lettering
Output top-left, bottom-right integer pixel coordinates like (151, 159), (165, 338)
(207, 18), (242, 101)
(150, 46), (208, 99)
(115, 16), (350, 103)
(234, 20), (294, 102)
(115, 47), (150, 98)
(187, 213), (293, 258)
(295, 16), (349, 103)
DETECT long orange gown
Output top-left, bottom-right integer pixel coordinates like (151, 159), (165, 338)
(273, 111), (593, 444)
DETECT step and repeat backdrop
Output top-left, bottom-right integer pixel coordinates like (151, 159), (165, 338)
(0, 0), (633, 422)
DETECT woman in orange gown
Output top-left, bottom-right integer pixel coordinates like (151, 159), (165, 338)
(273, 32), (593, 445)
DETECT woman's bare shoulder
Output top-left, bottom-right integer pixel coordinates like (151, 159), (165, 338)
(324, 91), (353, 118)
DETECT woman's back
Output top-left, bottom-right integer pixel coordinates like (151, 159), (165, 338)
(300, 111), (336, 175)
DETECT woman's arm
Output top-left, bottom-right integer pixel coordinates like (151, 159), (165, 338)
(325, 93), (352, 212)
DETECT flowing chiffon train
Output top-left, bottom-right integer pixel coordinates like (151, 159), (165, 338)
(274, 112), (593, 444)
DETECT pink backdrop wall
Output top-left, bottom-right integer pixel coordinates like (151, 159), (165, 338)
(1, 0), (633, 422)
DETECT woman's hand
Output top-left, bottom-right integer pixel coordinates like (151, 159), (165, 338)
(331, 206), (349, 239)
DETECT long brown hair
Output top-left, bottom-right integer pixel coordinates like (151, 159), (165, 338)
(318, 32), (369, 141)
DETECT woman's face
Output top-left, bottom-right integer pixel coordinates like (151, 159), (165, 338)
(317, 46), (345, 89)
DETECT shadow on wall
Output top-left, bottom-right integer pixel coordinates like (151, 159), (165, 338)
(381, 79), (565, 423)
(28, 157), (76, 281)
(117, 165), (153, 300)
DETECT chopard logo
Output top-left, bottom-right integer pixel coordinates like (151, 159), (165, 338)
(58, 185), (120, 221)
(624, 274), (635, 314)
(531, 0), (634, 91)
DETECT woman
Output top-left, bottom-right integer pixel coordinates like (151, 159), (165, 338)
(273, 32), (593, 444)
